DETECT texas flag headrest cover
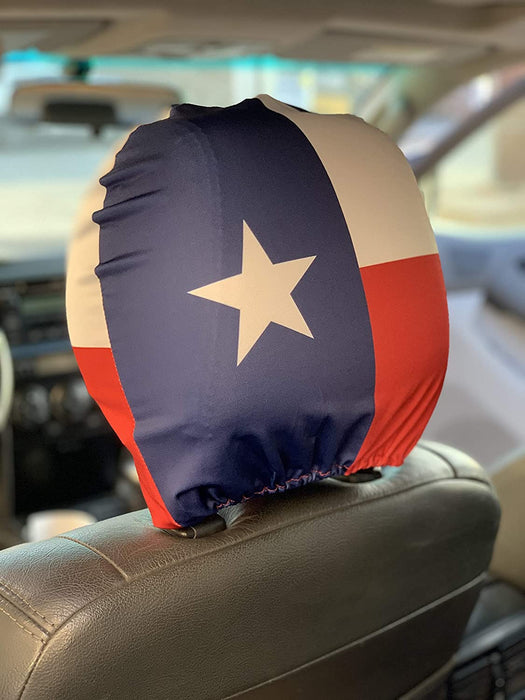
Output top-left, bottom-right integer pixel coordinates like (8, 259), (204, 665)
(66, 95), (449, 528)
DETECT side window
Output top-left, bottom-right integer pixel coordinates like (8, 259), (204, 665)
(420, 95), (525, 237)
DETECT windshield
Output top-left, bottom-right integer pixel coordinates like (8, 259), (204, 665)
(0, 51), (389, 260)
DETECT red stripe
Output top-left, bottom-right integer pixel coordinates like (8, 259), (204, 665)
(347, 253), (449, 473)
(73, 347), (179, 529)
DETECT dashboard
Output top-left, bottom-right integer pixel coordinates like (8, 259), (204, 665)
(0, 257), (121, 516)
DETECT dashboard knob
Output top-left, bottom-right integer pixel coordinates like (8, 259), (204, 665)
(12, 385), (50, 429)
(50, 378), (93, 423)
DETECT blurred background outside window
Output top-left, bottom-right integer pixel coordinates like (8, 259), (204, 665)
(0, 51), (387, 258)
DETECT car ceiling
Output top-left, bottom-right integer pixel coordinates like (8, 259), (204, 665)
(1, 0), (525, 65)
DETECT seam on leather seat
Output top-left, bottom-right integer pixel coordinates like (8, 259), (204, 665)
(0, 602), (46, 643)
(399, 657), (456, 700)
(420, 443), (460, 477)
(10, 533), (129, 700)
(418, 443), (489, 483)
(0, 578), (56, 630)
(19, 640), (48, 700)
(222, 572), (486, 699)
(37, 475), (495, 650)
(0, 457), (460, 635)
(65, 472), (490, 590)
(57, 535), (129, 581)
(152, 474), (461, 578)
(12, 473), (496, 698)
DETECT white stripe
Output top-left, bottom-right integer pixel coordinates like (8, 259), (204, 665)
(257, 94), (437, 268)
(65, 156), (114, 349)
(67, 113), (173, 349)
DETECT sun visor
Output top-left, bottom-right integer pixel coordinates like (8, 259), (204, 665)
(66, 95), (449, 528)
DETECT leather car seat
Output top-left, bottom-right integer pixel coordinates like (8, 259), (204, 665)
(0, 443), (499, 700)
(0, 97), (500, 699)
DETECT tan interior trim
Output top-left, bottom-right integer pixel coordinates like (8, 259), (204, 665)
(490, 452), (525, 592)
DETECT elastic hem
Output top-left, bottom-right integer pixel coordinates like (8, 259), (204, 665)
(215, 455), (405, 512)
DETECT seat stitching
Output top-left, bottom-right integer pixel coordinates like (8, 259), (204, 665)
(419, 442), (459, 477)
(0, 603), (45, 642)
(28, 474), (494, 655)
(418, 442), (490, 484)
(0, 578), (55, 628)
(1, 447), (464, 648)
(223, 572), (486, 699)
(57, 476), (486, 614)
(57, 535), (129, 581)
(155, 476), (486, 584)
(18, 638), (47, 700)
(138, 472), (466, 582)
(4, 448), (486, 697)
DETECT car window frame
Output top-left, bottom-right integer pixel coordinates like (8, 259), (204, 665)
(411, 77), (525, 180)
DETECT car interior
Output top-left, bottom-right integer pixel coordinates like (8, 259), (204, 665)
(0, 1), (524, 698)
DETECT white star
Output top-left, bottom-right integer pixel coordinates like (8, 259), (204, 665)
(188, 221), (316, 365)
